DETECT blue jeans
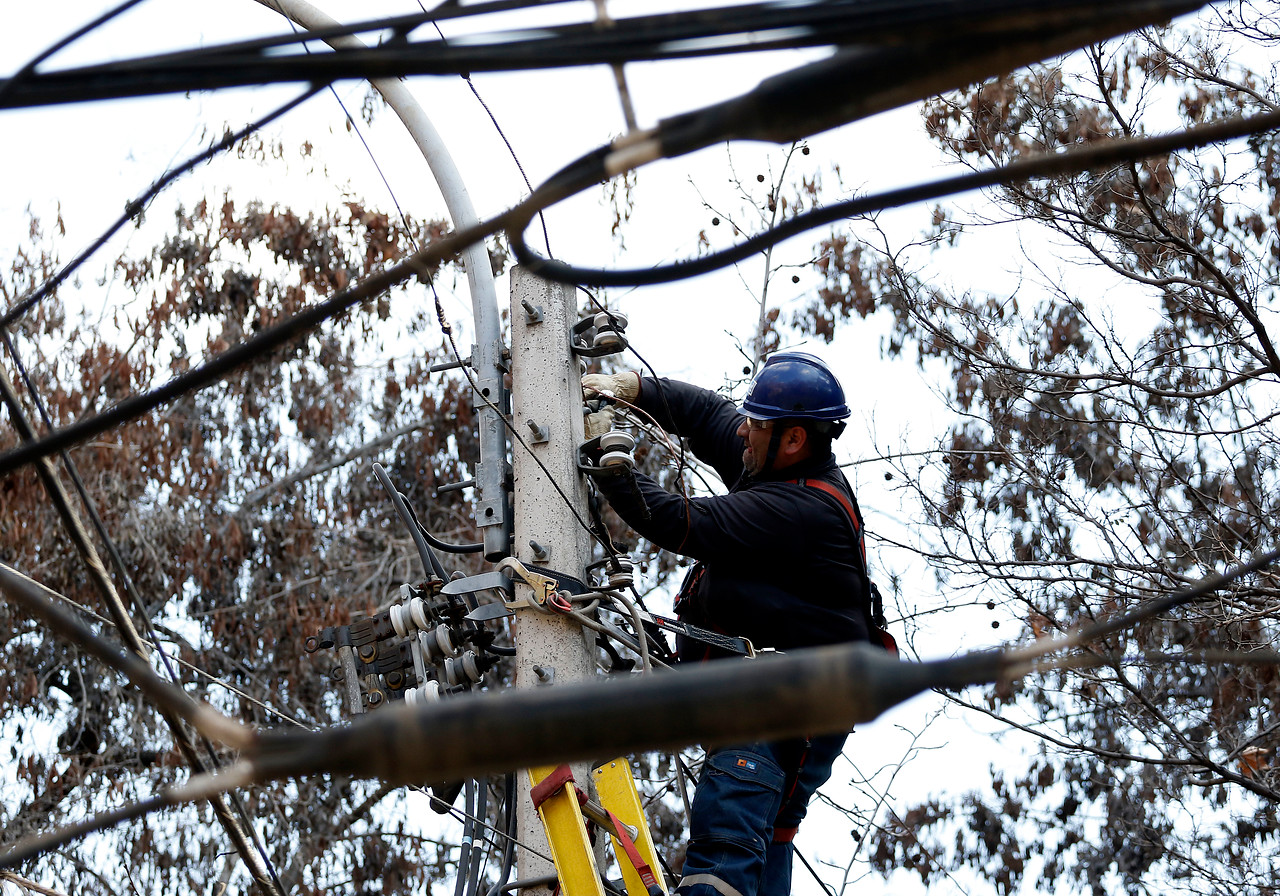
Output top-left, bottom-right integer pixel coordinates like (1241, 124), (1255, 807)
(677, 733), (847, 896)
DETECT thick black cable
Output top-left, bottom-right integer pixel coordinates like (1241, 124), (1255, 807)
(5, 101), (1275, 485)
(1, 86), (322, 329)
(0, 0), (149, 107)
(467, 780), (489, 896)
(483, 774), (518, 896)
(5, 5), (1247, 474)
(414, 511), (484, 555)
(7, 545), (1280, 870)
(373, 462), (452, 578)
(454, 780), (476, 896)
(0, 203), (510, 476)
(0, 0), (1040, 108)
(512, 106), (1280, 287)
(0, 125), (613, 475)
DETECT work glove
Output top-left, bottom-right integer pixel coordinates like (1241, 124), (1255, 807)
(584, 406), (615, 439)
(581, 370), (640, 404)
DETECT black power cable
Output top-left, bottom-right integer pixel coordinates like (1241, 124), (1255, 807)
(467, 780), (489, 896)
(483, 774), (518, 896)
(509, 105), (1280, 288)
(3, 100), (1278, 480)
(0, 0), (1152, 109)
(373, 462), (452, 579)
(0, 0), (149, 107)
(454, 779), (477, 896)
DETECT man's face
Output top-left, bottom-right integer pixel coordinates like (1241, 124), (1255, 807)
(736, 415), (774, 476)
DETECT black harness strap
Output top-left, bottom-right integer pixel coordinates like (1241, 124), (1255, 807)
(791, 477), (898, 655)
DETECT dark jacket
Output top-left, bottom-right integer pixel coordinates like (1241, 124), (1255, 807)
(597, 376), (873, 660)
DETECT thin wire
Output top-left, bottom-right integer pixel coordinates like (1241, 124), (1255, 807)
(0, 0), (150, 107)
(575, 304), (696, 588)
(11, 98), (1272, 479)
(419, 7), (553, 256)
(271, 4), (425, 259)
(436, 312), (603, 551)
(1, 86), (322, 328)
(0, 333), (287, 893)
(412, 784), (556, 865)
(0, 546), (309, 730)
(162, 650), (315, 730)
(510, 106), (1280, 287)
(793, 846), (838, 896)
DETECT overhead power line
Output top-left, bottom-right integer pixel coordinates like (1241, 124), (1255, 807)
(2, 98), (1278, 482)
(2, 498), (1279, 867)
(0, 86), (321, 328)
(0, 0), (1207, 109)
(510, 106), (1280, 286)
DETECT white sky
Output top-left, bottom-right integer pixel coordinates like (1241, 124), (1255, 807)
(0, 3), (1067, 894)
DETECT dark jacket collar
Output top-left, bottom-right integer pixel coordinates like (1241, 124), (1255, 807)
(738, 450), (839, 488)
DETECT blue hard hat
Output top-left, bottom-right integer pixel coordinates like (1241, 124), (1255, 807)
(739, 351), (851, 423)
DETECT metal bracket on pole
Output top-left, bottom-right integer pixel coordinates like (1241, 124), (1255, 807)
(471, 341), (512, 560)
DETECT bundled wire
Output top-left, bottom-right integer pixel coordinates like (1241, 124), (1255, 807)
(1, 0), (1264, 483)
(0, 0), (1206, 109)
(3, 92), (1279, 481)
(3, 543), (1280, 868)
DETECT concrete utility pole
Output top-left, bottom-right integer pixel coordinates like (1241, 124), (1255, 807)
(508, 266), (599, 892)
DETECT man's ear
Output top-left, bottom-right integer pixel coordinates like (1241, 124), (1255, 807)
(781, 424), (809, 457)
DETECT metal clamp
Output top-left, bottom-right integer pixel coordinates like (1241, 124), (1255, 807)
(496, 557), (573, 614)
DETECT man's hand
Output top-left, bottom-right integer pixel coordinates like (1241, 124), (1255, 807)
(584, 406), (615, 439)
(582, 370), (640, 403)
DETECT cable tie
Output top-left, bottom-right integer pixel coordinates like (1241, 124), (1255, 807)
(603, 139), (661, 178)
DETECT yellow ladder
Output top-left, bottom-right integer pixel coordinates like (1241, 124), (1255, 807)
(528, 758), (668, 896)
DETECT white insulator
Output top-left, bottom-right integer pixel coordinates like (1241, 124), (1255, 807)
(594, 311), (628, 330)
(600, 450), (635, 469)
(593, 329), (624, 349)
(389, 603), (411, 638)
(599, 430), (635, 453)
(409, 597), (432, 632)
(608, 558), (635, 589)
(422, 625), (454, 662)
(417, 627), (446, 663)
(592, 312), (628, 350)
(444, 652), (483, 687)
(405, 680), (442, 705)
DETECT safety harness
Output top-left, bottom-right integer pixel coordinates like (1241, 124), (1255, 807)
(788, 477), (898, 655)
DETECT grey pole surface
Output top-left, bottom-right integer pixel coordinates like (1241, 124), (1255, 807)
(508, 266), (599, 891)
(251, 0), (510, 559)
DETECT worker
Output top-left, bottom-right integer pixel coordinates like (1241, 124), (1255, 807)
(582, 351), (878, 896)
